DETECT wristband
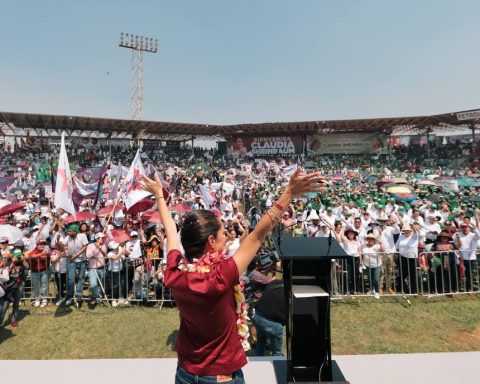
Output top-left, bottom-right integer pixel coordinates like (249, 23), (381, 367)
(274, 203), (286, 212)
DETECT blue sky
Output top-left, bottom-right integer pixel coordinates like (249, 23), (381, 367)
(1, 0), (480, 125)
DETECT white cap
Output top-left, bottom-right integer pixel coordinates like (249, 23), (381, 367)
(402, 224), (412, 231)
(108, 241), (119, 250)
(130, 231), (139, 237)
(308, 210), (320, 221)
(94, 232), (105, 240)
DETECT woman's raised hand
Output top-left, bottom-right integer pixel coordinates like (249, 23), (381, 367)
(287, 168), (324, 197)
(141, 174), (164, 199)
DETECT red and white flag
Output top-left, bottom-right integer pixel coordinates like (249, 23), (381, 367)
(54, 132), (75, 215)
(124, 150), (151, 209)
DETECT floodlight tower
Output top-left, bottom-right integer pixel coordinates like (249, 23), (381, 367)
(119, 33), (158, 120)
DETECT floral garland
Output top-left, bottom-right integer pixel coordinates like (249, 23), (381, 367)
(178, 252), (251, 352)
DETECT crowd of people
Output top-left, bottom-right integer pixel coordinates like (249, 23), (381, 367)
(1, 139), (480, 357)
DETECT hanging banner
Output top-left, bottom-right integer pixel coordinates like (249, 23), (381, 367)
(436, 134), (479, 145)
(307, 133), (387, 155)
(389, 135), (436, 149)
(142, 140), (161, 149)
(165, 141), (181, 150)
(227, 135), (303, 158)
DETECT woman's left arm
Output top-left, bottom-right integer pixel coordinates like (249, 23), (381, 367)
(233, 169), (322, 274)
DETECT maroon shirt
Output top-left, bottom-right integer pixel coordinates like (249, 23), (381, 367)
(27, 248), (50, 273)
(164, 249), (247, 376)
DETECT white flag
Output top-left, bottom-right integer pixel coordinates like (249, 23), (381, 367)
(281, 164), (298, 179)
(54, 132), (75, 215)
(108, 161), (122, 200)
(73, 176), (98, 197)
(197, 184), (215, 209)
(124, 150), (151, 209)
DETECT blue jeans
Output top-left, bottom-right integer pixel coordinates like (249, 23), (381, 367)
(0, 287), (21, 326)
(31, 270), (49, 299)
(365, 266), (380, 293)
(175, 365), (244, 384)
(88, 268), (105, 300)
(464, 260), (478, 292)
(252, 312), (284, 356)
(108, 270), (124, 300)
(0, 296), (5, 327)
(67, 260), (86, 300)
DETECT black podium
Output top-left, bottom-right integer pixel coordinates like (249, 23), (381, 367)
(275, 237), (349, 383)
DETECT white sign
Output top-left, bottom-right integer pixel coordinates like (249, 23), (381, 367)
(44, 185), (53, 198)
(456, 110), (480, 121)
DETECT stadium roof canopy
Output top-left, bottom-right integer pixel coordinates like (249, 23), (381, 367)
(0, 111), (217, 141)
(0, 109), (479, 140)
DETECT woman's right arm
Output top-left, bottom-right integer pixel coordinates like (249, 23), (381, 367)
(141, 174), (180, 253)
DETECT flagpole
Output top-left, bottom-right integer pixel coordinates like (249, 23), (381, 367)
(93, 267), (111, 308)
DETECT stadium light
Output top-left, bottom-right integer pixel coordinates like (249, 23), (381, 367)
(118, 33), (158, 120)
(119, 32), (158, 53)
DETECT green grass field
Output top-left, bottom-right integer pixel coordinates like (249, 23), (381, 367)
(1, 296), (479, 359)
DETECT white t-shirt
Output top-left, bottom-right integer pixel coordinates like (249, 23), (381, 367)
(396, 233), (419, 258)
(225, 238), (241, 258)
(379, 225), (400, 253)
(322, 213), (336, 229)
(108, 249), (124, 272)
(22, 236), (36, 252)
(307, 224), (320, 238)
(384, 204), (397, 216)
(456, 230), (480, 260)
(126, 240), (142, 259)
(342, 239), (360, 257)
(404, 215), (425, 228)
(63, 233), (89, 262)
(424, 222), (442, 241)
(362, 244), (382, 268)
(51, 233), (67, 273)
(14, 212), (29, 224)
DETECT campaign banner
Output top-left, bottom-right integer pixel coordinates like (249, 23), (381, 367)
(165, 140), (181, 149)
(437, 134), (479, 145)
(389, 135), (436, 149)
(227, 135), (303, 157)
(142, 140), (161, 149)
(75, 166), (105, 183)
(307, 133), (387, 155)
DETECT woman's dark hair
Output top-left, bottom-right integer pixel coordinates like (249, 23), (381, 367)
(181, 210), (222, 262)
(79, 222), (88, 232)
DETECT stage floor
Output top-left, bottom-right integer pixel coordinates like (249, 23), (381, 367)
(1, 352), (479, 383)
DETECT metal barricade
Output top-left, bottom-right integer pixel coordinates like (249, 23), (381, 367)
(19, 247), (480, 306)
(21, 255), (174, 308)
(332, 249), (480, 298)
